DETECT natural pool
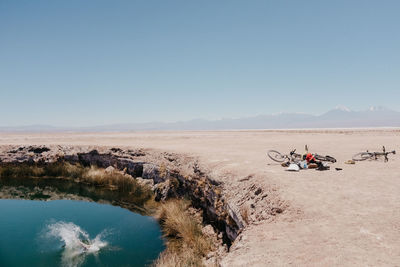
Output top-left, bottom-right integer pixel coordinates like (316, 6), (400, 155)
(0, 187), (165, 267)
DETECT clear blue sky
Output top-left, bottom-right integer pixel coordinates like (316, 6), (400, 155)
(1, 0), (399, 126)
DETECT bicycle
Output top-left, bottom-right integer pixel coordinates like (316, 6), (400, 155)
(352, 146), (396, 162)
(267, 146), (337, 164)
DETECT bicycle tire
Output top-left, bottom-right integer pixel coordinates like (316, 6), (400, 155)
(352, 152), (373, 161)
(314, 154), (336, 163)
(326, 155), (336, 163)
(267, 150), (286, 162)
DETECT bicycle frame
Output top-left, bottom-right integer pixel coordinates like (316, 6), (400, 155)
(363, 146), (395, 162)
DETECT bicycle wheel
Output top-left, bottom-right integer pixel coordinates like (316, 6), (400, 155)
(267, 150), (286, 162)
(326, 155), (337, 163)
(314, 154), (336, 163)
(352, 152), (373, 161)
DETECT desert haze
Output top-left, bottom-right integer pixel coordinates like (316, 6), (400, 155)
(1, 106), (399, 132)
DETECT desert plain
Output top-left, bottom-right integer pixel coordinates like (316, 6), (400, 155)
(1, 128), (399, 266)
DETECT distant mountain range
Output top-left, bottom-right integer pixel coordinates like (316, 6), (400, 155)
(1, 106), (399, 132)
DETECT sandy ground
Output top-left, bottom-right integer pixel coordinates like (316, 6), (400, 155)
(1, 129), (399, 266)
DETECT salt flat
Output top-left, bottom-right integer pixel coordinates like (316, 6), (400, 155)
(1, 129), (399, 266)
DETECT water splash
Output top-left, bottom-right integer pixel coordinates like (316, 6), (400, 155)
(46, 221), (108, 267)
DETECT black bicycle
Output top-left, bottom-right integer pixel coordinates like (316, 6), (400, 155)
(267, 148), (337, 163)
(353, 146), (396, 162)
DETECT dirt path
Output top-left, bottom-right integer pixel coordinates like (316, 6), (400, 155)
(1, 129), (399, 266)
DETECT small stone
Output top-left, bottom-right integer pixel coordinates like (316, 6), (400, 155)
(271, 207), (283, 214)
(254, 188), (262, 195)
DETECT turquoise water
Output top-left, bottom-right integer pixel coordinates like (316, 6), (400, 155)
(0, 199), (165, 267)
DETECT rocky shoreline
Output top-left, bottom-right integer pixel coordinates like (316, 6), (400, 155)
(0, 145), (245, 245)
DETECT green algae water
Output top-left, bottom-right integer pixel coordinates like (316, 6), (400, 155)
(0, 199), (165, 267)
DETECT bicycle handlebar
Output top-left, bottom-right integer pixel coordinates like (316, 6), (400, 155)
(374, 150), (396, 155)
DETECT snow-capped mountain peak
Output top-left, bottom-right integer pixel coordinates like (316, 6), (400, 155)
(368, 106), (387, 112)
(334, 105), (352, 112)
